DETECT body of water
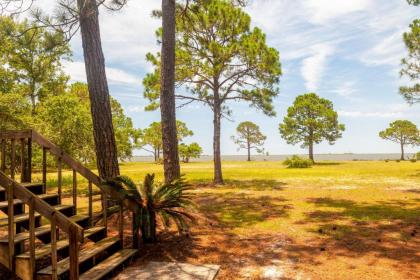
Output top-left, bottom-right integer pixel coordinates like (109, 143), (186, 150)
(129, 153), (415, 162)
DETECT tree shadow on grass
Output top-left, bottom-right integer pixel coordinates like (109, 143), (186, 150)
(197, 191), (290, 229)
(313, 162), (341, 166)
(123, 190), (295, 279)
(298, 197), (420, 266)
(222, 179), (287, 191)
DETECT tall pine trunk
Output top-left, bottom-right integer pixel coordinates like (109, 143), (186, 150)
(160, 0), (180, 183)
(247, 141), (251, 161)
(213, 101), (223, 184)
(309, 141), (314, 162)
(400, 142), (405, 160)
(77, 0), (119, 179)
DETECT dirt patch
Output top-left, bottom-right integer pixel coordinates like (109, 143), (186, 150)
(123, 207), (419, 280)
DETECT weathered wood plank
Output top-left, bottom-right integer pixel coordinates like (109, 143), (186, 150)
(73, 170), (77, 214)
(88, 181), (93, 226)
(51, 216), (58, 280)
(42, 147), (47, 192)
(29, 198), (36, 278)
(20, 139), (25, 183)
(0, 130), (32, 140)
(10, 139), (15, 179)
(7, 181), (14, 270)
(16, 226), (106, 260)
(27, 137), (31, 182)
(38, 236), (120, 276)
(0, 214), (88, 244)
(79, 249), (137, 280)
(1, 139), (5, 173)
(57, 157), (62, 204)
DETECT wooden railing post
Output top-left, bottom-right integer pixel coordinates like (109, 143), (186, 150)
(42, 147), (47, 193)
(69, 228), (79, 280)
(57, 157), (62, 204)
(51, 215), (58, 280)
(29, 197), (35, 277)
(10, 139), (15, 179)
(20, 139), (25, 183)
(1, 139), (5, 173)
(7, 181), (14, 270)
(88, 181), (93, 226)
(73, 169), (77, 214)
(27, 137), (32, 183)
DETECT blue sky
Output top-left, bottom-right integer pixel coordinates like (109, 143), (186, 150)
(38, 0), (419, 156)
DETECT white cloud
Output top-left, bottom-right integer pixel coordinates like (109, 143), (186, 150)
(301, 44), (334, 92)
(339, 103), (420, 119)
(127, 106), (145, 113)
(331, 81), (357, 97)
(302, 0), (372, 25)
(63, 61), (139, 86)
(360, 30), (406, 68)
(339, 110), (401, 118)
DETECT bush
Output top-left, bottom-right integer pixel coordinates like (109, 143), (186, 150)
(396, 160), (401, 163)
(410, 158), (417, 163)
(416, 152), (420, 160)
(283, 155), (313, 168)
(385, 159), (389, 162)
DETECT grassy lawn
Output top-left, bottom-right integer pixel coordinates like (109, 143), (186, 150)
(39, 160), (419, 279)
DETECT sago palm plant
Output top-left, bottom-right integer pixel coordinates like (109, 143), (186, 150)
(103, 174), (195, 243)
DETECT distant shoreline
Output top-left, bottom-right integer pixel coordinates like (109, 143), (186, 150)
(128, 153), (416, 162)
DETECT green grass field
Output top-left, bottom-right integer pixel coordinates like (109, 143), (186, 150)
(44, 160), (420, 238)
(40, 160), (419, 279)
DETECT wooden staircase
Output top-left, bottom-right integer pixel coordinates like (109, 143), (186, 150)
(0, 130), (138, 280)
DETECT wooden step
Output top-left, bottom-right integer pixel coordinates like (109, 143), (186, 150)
(15, 226), (106, 261)
(0, 205), (74, 227)
(37, 236), (120, 278)
(79, 249), (137, 280)
(0, 194), (59, 210)
(0, 182), (44, 196)
(0, 214), (88, 244)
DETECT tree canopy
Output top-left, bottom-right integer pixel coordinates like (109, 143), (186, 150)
(144, 0), (281, 183)
(231, 121), (266, 161)
(379, 120), (419, 160)
(179, 142), (203, 163)
(0, 16), (70, 115)
(279, 93), (345, 162)
(407, 0), (420, 5)
(400, 19), (420, 104)
(139, 121), (193, 162)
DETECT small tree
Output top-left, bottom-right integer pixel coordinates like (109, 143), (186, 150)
(140, 121), (193, 162)
(379, 120), (419, 160)
(231, 121), (266, 161)
(279, 93), (345, 162)
(179, 142), (203, 163)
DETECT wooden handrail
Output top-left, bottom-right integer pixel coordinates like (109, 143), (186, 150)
(1, 129), (139, 212)
(30, 130), (139, 213)
(0, 171), (84, 241)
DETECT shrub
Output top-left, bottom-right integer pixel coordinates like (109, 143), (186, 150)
(416, 152), (420, 160)
(396, 160), (401, 163)
(103, 174), (195, 244)
(410, 158), (417, 163)
(385, 159), (389, 162)
(283, 155), (313, 168)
